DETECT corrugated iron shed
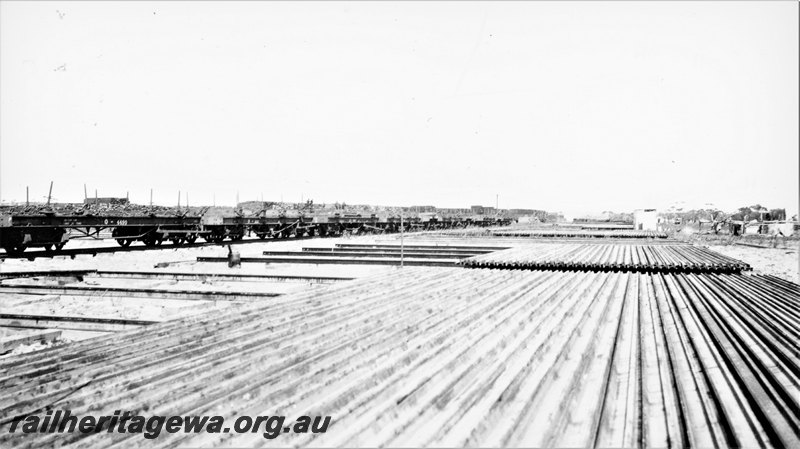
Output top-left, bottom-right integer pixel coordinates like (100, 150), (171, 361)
(1, 268), (798, 447)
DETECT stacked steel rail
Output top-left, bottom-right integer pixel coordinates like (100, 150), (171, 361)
(196, 244), (507, 267)
(0, 269), (345, 333)
(461, 243), (751, 273)
(1, 268), (798, 447)
(491, 229), (668, 238)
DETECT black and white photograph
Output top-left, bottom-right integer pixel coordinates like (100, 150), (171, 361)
(1, 0), (798, 447)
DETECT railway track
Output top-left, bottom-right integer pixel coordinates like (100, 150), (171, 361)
(1, 211), (514, 256)
(0, 234), (318, 260)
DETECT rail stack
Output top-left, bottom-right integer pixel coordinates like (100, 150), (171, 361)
(2, 268), (798, 447)
(461, 243), (752, 273)
(491, 229), (668, 239)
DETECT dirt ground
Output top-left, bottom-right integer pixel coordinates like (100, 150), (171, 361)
(706, 244), (799, 284)
(676, 231), (800, 283)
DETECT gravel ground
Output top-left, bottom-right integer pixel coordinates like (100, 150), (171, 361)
(707, 244), (799, 284)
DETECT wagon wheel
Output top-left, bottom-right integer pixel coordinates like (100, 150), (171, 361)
(116, 238), (128, 247)
(172, 237), (185, 246)
(120, 239), (132, 247)
(44, 244), (54, 252)
(143, 234), (157, 247)
(3, 244), (26, 256)
(186, 235), (197, 244)
(55, 242), (66, 251)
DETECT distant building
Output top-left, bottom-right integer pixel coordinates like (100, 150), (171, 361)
(633, 209), (658, 230)
(518, 216), (540, 224)
(508, 209), (548, 220)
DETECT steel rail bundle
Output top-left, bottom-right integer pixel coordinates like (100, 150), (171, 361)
(491, 229), (668, 239)
(0, 329), (62, 355)
(574, 224), (635, 230)
(0, 269), (351, 283)
(0, 284), (282, 301)
(461, 243), (751, 273)
(335, 243), (511, 251)
(264, 250), (478, 259)
(401, 235), (686, 246)
(195, 244), (509, 266)
(88, 271), (354, 283)
(196, 256), (460, 267)
(0, 212), (513, 255)
(0, 269), (293, 332)
(0, 314), (158, 332)
(0, 270), (96, 280)
(1, 268), (798, 448)
(308, 246), (502, 254)
(263, 244), (502, 260)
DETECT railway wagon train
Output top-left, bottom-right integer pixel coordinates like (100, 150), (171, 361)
(0, 210), (512, 255)
(0, 212), (205, 254)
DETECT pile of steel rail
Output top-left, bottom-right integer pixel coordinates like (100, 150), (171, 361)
(461, 243), (751, 273)
(491, 229), (668, 238)
(1, 268), (798, 447)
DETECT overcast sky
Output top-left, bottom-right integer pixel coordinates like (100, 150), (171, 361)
(1, 1), (797, 217)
